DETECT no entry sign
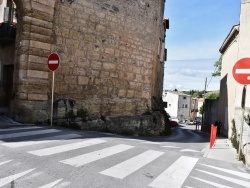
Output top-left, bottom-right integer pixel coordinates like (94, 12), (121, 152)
(232, 58), (250, 85)
(48, 53), (60, 71)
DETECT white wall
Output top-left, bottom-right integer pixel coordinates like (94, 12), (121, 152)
(163, 92), (178, 118)
(0, 0), (7, 23)
(178, 95), (191, 120)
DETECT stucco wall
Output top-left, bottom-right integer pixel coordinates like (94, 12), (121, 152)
(219, 34), (239, 136)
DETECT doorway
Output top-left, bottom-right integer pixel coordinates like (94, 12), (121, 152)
(3, 64), (14, 107)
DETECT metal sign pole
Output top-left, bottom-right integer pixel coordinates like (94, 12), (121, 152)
(51, 71), (55, 126)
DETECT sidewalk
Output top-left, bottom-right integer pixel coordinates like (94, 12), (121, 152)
(0, 115), (22, 128)
(203, 137), (242, 164)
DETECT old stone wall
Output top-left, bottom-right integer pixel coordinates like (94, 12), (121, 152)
(8, 0), (166, 126)
(51, 0), (165, 118)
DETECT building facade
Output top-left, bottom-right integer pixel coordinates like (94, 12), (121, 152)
(0, 0), (168, 124)
(218, 0), (250, 165)
(163, 91), (191, 121)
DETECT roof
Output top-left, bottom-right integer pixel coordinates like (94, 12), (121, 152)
(219, 24), (240, 54)
(166, 91), (191, 97)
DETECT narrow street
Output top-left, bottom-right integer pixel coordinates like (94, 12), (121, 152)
(0, 119), (249, 188)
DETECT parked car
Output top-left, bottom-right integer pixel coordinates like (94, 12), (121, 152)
(169, 118), (179, 127)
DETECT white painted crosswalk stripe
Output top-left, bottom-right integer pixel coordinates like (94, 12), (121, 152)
(141, 141), (162, 145)
(2, 133), (81, 148)
(60, 144), (134, 167)
(0, 168), (35, 187)
(0, 160), (12, 166)
(38, 179), (63, 188)
(0, 126), (42, 132)
(149, 156), (199, 188)
(199, 163), (250, 179)
(196, 169), (250, 187)
(0, 129), (61, 139)
(28, 139), (107, 156)
(180, 149), (201, 153)
(100, 150), (164, 179)
(161, 146), (180, 149)
(191, 176), (233, 188)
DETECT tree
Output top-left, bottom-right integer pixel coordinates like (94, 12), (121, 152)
(199, 92), (219, 114)
(212, 57), (222, 77)
(206, 93), (219, 100)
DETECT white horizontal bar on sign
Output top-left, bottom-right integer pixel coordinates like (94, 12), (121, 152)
(235, 69), (250, 74)
(28, 139), (107, 156)
(48, 60), (58, 64)
(100, 150), (164, 179)
(60, 144), (134, 167)
(149, 156), (199, 188)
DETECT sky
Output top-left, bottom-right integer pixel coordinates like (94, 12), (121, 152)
(163, 0), (241, 91)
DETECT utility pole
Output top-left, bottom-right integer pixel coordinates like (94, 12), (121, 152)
(201, 77), (207, 131)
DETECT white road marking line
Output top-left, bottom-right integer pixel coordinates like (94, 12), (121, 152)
(196, 169), (250, 187)
(0, 168), (35, 187)
(28, 139), (107, 156)
(0, 127), (42, 132)
(60, 144), (134, 167)
(236, 69), (250, 74)
(48, 60), (58, 64)
(180, 149), (201, 153)
(141, 141), (162, 145)
(2, 133), (81, 148)
(124, 139), (145, 142)
(191, 176), (233, 188)
(39, 179), (63, 188)
(100, 150), (164, 179)
(149, 156), (199, 188)
(0, 160), (13, 166)
(199, 163), (250, 179)
(0, 129), (61, 139)
(161, 146), (180, 149)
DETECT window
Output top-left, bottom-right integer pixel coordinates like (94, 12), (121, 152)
(182, 104), (184, 108)
(169, 104), (171, 107)
(185, 104), (188, 108)
(183, 96), (186, 99)
(163, 102), (168, 108)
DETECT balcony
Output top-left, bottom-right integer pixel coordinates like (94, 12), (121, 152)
(0, 22), (16, 46)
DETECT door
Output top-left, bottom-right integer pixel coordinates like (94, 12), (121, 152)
(3, 64), (14, 107)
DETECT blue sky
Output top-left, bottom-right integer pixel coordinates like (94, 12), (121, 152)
(163, 0), (241, 91)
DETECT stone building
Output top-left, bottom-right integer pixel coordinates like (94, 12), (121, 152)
(0, 0), (168, 133)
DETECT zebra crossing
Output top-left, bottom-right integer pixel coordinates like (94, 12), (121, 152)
(0, 126), (250, 188)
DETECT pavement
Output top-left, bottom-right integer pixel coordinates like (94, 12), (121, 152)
(0, 115), (244, 166)
(203, 136), (243, 165)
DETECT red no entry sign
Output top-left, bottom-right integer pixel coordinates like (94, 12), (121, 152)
(48, 53), (60, 71)
(232, 58), (250, 85)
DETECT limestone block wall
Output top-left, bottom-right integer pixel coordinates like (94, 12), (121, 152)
(11, 0), (56, 122)
(10, 0), (165, 123)
(51, 0), (165, 118)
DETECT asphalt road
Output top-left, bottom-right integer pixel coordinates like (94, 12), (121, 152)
(0, 121), (250, 188)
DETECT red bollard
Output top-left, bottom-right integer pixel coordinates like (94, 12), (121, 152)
(209, 124), (217, 149)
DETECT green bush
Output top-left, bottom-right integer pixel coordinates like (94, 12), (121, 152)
(230, 119), (238, 150)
